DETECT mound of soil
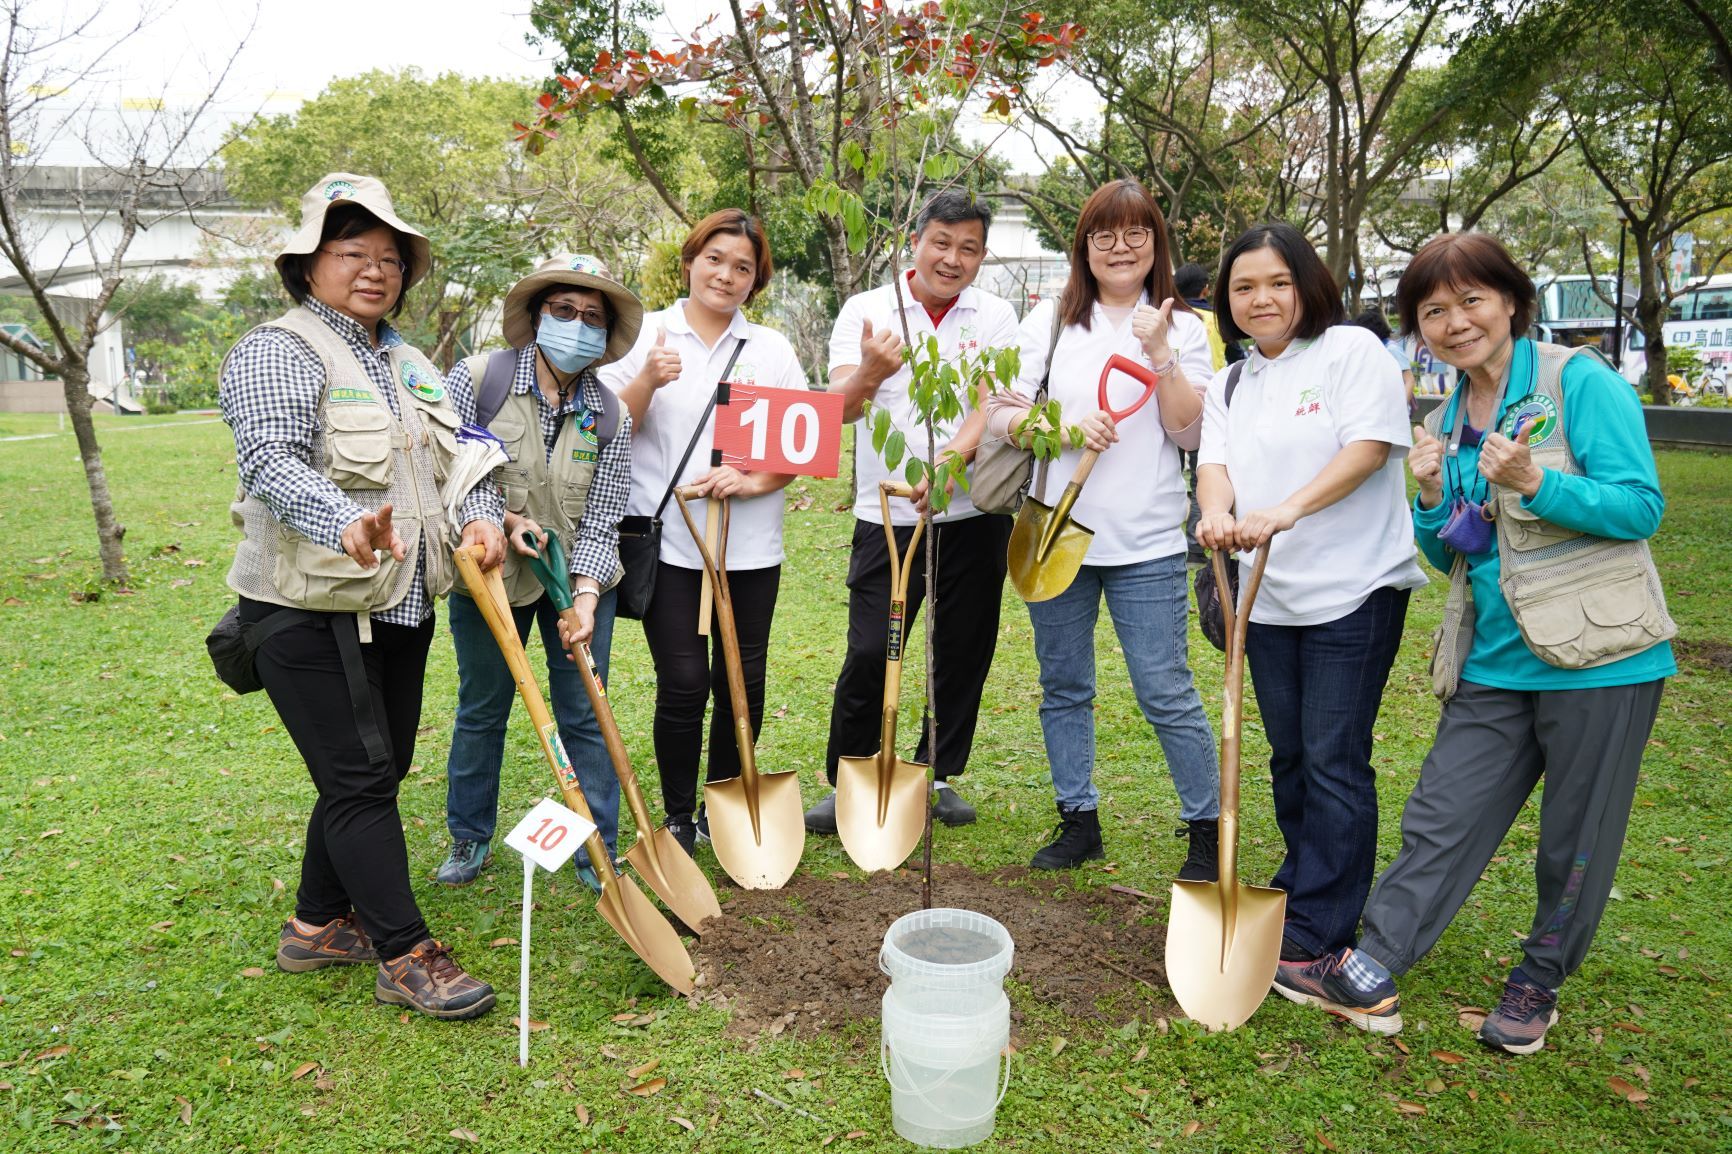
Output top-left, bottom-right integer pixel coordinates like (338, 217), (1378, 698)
(689, 863), (1173, 1038)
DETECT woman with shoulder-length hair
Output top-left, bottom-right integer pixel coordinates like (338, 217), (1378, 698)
(598, 209), (806, 854)
(985, 178), (1221, 879)
(1195, 222), (1425, 989)
(218, 174), (505, 1020)
(1277, 232), (1674, 1056)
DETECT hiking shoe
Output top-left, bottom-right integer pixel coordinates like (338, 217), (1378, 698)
(375, 939), (495, 1020)
(1029, 804), (1104, 870)
(665, 817), (697, 857)
(1477, 970), (1559, 1055)
(275, 915), (378, 973)
(434, 838), (492, 887)
(573, 855), (624, 895)
(804, 792), (838, 835)
(695, 803), (711, 845)
(931, 782), (977, 827)
(1271, 948), (1404, 1035)
(1175, 819), (1219, 882)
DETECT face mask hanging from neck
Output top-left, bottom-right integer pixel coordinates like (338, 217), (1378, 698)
(535, 313), (608, 374)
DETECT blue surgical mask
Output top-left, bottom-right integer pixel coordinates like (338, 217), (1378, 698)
(535, 313), (608, 374)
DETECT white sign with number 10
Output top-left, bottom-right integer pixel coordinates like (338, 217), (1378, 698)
(503, 797), (594, 873)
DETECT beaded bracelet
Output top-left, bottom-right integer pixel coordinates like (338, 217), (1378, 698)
(1151, 352), (1179, 378)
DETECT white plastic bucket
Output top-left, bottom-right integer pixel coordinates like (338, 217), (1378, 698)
(878, 910), (1014, 1149)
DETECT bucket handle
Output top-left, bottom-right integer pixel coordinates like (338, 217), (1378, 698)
(880, 1042), (1012, 1126)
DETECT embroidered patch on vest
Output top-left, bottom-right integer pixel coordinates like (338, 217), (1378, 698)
(1501, 394), (1558, 446)
(327, 387), (373, 404)
(399, 360), (445, 402)
(571, 447), (599, 463)
(577, 409), (599, 445)
(322, 179), (357, 201)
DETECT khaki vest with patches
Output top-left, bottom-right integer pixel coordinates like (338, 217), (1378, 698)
(224, 307), (463, 614)
(1424, 342), (1674, 690)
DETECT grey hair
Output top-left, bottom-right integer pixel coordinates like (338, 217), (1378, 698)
(913, 188), (993, 238)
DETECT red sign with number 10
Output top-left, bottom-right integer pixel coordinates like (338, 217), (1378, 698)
(712, 383), (845, 478)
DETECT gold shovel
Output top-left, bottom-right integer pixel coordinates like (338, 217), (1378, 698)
(452, 545), (696, 994)
(673, 487), (806, 890)
(1166, 543), (1285, 1031)
(834, 481), (930, 873)
(1008, 354), (1161, 602)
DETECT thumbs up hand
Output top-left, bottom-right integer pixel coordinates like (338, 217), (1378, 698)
(640, 325), (682, 389)
(1408, 422), (1445, 508)
(858, 316), (905, 387)
(1478, 418), (1543, 497)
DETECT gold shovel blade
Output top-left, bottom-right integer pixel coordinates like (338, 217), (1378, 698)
(1007, 495), (1093, 603)
(624, 828), (722, 931)
(703, 769), (806, 890)
(1164, 878), (1287, 1032)
(834, 752), (929, 873)
(594, 870), (697, 994)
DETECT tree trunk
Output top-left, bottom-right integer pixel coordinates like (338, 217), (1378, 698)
(62, 366), (130, 584)
(1634, 235), (1669, 405)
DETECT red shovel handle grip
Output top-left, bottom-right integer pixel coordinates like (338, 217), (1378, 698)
(1098, 354), (1161, 421)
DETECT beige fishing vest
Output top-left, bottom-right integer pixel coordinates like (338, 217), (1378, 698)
(1425, 342), (1674, 697)
(456, 350), (620, 606)
(225, 307), (463, 615)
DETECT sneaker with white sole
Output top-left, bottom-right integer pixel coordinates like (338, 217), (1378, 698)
(1271, 948), (1404, 1035)
(1477, 970), (1559, 1055)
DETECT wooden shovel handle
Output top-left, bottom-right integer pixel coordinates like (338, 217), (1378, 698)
(1214, 539), (1272, 894)
(673, 487), (754, 750)
(568, 633), (657, 826)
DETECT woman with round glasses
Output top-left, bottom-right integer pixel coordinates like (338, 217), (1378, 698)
(435, 255), (644, 892)
(218, 173), (504, 1020)
(985, 179), (1220, 879)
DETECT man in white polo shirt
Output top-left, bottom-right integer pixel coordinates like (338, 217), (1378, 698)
(805, 189), (1020, 833)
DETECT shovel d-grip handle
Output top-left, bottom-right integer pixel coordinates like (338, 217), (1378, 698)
(1098, 353), (1161, 421)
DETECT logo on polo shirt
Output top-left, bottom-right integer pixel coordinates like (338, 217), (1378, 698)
(730, 362), (758, 387)
(323, 179), (357, 201)
(957, 322), (979, 352)
(399, 360), (445, 402)
(1502, 394), (1558, 446)
(1294, 385), (1322, 417)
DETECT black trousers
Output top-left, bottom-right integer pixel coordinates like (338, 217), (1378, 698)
(823, 513), (1011, 785)
(242, 597), (432, 960)
(641, 562), (781, 821)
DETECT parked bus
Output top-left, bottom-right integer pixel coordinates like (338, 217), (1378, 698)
(1533, 273), (1732, 391)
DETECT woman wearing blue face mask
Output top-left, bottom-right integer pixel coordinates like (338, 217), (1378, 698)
(436, 254), (643, 891)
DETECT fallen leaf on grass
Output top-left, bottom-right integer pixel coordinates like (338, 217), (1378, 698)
(1656, 965), (1679, 978)
(1431, 1050), (1465, 1064)
(1424, 1077), (1446, 1094)
(671, 1116), (695, 1131)
(575, 1103), (590, 1125)
(625, 1076), (666, 1097)
(1395, 1100), (1427, 1116)
(1050, 1037), (1067, 1057)
(1316, 1130), (1338, 1151)
(1456, 1007), (1488, 1030)
(314, 1073), (335, 1091)
(291, 1061), (319, 1080)
(1132, 1044), (1148, 1063)
(240, 967), (265, 978)
(1181, 1120), (1201, 1137)
(1257, 1057), (1290, 1075)
(39, 829), (62, 839)
(1608, 1021), (1645, 1034)
(1607, 1076), (1648, 1104)
(1391, 1038), (1410, 1055)
(1629, 1065), (1652, 1085)
(176, 1095), (192, 1124)
(490, 937), (519, 948)
(450, 1128), (479, 1142)
(511, 1017), (550, 1033)
(627, 1059), (660, 1078)
(36, 1045), (71, 1061)
(844, 1132), (867, 1140)
(783, 1068), (805, 1079)
(1684, 1077), (1699, 1089)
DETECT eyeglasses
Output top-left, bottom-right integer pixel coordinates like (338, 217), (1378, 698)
(542, 302), (608, 327)
(1087, 227), (1152, 252)
(319, 249), (409, 278)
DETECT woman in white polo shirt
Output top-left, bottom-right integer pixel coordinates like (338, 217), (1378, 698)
(600, 209), (804, 854)
(1195, 222), (1425, 971)
(987, 178), (1221, 880)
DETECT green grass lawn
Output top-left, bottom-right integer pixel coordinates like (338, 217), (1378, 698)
(1, 421), (1727, 1153)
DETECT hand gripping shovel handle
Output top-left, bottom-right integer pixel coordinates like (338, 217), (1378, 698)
(452, 545), (616, 886)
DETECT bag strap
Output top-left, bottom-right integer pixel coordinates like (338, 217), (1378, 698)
(652, 336), (747, 522)
(331, 611), (390, 769)
(1030, 306), (1065, 502)
(475, 348), (520, 427)
(1224, 359), (1245, 405)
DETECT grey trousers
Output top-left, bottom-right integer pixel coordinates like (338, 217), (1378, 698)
(1359, 677), (1665, 990)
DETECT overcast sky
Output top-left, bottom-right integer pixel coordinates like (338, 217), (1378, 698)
(54, 0), (1084, 174)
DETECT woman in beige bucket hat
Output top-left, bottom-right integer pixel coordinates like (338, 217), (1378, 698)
(218, 172), (504, 1020)
(436, 255), (643, 893)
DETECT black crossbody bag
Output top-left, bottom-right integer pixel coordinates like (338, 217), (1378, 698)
(614, 337), (745, 619)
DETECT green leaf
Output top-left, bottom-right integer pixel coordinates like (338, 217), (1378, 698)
(905, 458), (926, 487)
(871, 408), (891, 453)
(884, 429), (906, 470)
(841, 140), (867, 172)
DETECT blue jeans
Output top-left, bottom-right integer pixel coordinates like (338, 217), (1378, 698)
(1246, 585), (1410, 956)
(1026, 554), (1219, 820)
(445, 587), (620, 866)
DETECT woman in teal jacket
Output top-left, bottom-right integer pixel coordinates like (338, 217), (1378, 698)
(1272, 232), (1676, 1056)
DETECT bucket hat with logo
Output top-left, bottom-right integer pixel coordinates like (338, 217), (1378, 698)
(276, 173), (433, 291)
(501, 253), (645, 367)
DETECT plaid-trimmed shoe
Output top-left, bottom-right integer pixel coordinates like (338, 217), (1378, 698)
(275, 915), (379, 973)
(1478, 970), (1559, 1055)
(375, 940), (495, 1020)
(1271, 948), (1404, 1035)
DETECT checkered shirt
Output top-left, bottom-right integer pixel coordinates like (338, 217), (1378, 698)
(219, 298), (504, 625)
(447, 347), (632, 586)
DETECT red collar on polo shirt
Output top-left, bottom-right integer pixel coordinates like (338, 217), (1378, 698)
(908, 269), (959, 329)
